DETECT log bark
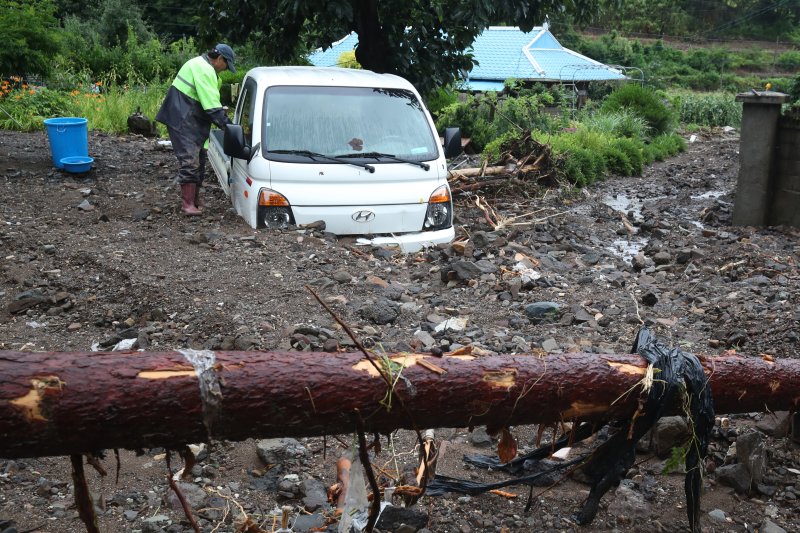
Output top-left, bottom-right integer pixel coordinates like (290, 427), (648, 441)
(1, 349), (798, 459)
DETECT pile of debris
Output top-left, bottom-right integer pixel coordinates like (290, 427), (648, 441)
(447, 131), (560, 195)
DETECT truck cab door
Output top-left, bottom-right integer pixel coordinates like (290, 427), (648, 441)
(228, 78), (258, 218)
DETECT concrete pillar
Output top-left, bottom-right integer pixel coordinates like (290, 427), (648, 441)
(732, 91), (790, 226)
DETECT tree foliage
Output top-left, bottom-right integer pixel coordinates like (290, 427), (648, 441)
(0, 0), (61, 77)
(198, 0), (611, 94)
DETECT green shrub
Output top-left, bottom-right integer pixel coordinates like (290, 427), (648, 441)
(646, 133), (686, 162)
(543, 130), (609, 186)
(482, 130), (523, 165)
(777, 51), (800, 70)
(608, 137), (645, 175)
(787, 74), (800, 104)
(425, 86), (459, 119)
(580, 109), (650, 141)
(435, 94), (496, 151)
(602, 145), (634, 176)
(600, 84), (676, 136)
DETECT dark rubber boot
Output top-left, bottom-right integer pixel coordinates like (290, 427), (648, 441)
(180, 183), (201, 216)
(194, 185), (203, 210)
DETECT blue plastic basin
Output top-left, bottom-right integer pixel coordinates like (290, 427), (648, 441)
(60, 156), (94, 173)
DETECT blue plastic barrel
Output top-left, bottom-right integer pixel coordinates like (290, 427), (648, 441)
(43, 117), (88, 169)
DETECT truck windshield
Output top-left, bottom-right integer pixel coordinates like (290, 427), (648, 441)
(263, 86), (438, 163)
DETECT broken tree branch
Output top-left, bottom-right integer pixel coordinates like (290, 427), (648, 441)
(1, 349), (799, 458)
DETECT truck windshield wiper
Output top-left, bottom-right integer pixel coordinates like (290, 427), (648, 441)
(268, 149), (375, 173)
(338, 151), (430, 171)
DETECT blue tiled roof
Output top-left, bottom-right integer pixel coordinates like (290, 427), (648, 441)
(308, 33), (359, 67)
(308, 26), (625, 88)
(466, 26), (625, 87)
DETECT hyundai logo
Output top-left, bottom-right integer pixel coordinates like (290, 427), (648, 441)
(351, 210), (376, 223)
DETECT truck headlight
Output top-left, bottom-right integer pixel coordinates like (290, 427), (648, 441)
(257, 189), (294, 229)
(423, 185), (452, 231)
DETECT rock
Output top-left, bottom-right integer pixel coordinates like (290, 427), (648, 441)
(708, 509), (728, 522)
(375, 505), (429, 532)
(471, 231), (493, 248)
(414, 330), (436, 349)
(737, 431), (768, 486)
(450, 260), (484, 280)
(359, 299), (399, 325)
(715, 463), (751, 493)
(761, 519), (787, 533)
(607, 480), (649, 518)
(124, 510), (138, 521)
(132, 208), (151, 221)
(756, 411), (792, 437)
(640, 291), (658, 306)
(166, 481), (207, 509)
(141, 515), (170, 533)
(541, 338), (559, 352)
(650, 416), (691, 458)
(256, 438), (307, 465)
(300, 478), (328, 511)
(469, 427), (494, 448)
(524, 302), (561, 320)
(293, 513), (326, 532)
(8, 295), (46, 314)
(127, 108), (158, 136)
(434, 317), (468, 333)
(332, 270), (352, 283)
(77, 199), (95, 211)
(631, 253), (650, 271)
(726, 329), (748, 347)
(653, 251), (671, 265)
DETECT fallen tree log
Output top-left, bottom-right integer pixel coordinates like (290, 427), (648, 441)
(448, 163), (540, 179)
(1, 349), (798, 458)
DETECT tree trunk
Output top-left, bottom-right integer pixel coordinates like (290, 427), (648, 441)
(1, 349), (797, 458)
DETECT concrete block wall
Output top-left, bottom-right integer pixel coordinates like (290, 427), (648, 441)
(770, 118), (800, 227)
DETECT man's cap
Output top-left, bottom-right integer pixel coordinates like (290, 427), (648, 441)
(213, 43), (236, 73)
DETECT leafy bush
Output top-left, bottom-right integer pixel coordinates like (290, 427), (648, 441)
(600, 84), (675, 136)
(57, 18), (196, 85)
(0, 0), (60, 77)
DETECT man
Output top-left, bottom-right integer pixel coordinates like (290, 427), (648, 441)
(156, 44), (236, 215)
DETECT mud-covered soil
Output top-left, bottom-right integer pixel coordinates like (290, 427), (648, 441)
(1, 128), (798, 533)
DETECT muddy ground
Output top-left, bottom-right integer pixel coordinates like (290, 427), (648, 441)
(0, 128), (798, 533)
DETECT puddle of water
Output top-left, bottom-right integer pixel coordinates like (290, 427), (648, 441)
(690, 190), (725, 200)
(602, 193), (644, 219)
(606, 237), (648, 265)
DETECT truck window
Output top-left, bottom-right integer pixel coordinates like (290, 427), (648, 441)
(237, 79), (257, 146)
(263, 86), (438, 162)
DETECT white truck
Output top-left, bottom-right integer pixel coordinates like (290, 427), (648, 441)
(208, 66), (462, 252)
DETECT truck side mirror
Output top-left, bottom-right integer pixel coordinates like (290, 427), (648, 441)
(443, 127), (462, 159)
(223, 125), (251, 160)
